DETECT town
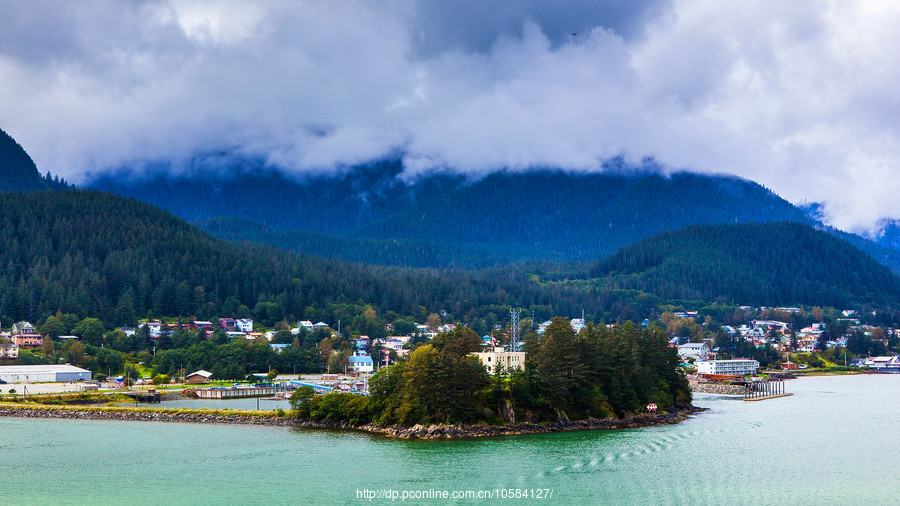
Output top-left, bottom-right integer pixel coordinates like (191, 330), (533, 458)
(3, 303), (900, 395)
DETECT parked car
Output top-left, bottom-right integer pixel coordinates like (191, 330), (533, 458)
(0, 379), (7, 384)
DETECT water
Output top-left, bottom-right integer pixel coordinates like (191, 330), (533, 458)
(2, 374), (899, 504)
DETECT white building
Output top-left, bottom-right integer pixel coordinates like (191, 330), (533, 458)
(349, 353), (374, 373)
(236, 318), (253, 332)
(471, 347), (526, 374)
(0, 364), (92, 383)
(696, 359), (759, 376)
(0, 342), (19, 359)
(677, 343), (710, 360)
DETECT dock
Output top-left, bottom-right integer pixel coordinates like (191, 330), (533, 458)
(743, 378), (790, 401)
(123, 389), (161, 403)
(194, 386), (275, 399)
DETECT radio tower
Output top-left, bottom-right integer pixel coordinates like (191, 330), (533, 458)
(510, 309), (520, 352)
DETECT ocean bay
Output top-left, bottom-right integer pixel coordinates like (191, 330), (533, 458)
(2, 374), (899, 504)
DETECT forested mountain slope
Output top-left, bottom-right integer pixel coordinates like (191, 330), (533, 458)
(90, 158), (817, 267)
(589, 222), (900, 308)
(0, 127), (66, 191)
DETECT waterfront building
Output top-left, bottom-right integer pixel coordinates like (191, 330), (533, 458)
(0, 364), (92, 383)
(185, 370), (213, 384)
(696, 359), (759, 376)
(862, 355), (900, 372)
(471, 347), (526, 374)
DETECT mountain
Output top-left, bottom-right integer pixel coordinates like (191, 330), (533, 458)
(0, 189), (602, 328)
(589, 222), (900, 309)
(89, 158), (816, 267)
(0, 127), (57, 191)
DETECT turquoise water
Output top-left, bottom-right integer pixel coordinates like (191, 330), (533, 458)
(2, 374), (899, 504)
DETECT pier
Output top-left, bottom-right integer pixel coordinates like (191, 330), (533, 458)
(123, 389), (161, 403)
(194, 386), (275, 399)
(743, 378), (792, 401)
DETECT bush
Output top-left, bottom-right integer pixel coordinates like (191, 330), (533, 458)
(152, 374), (171, 385)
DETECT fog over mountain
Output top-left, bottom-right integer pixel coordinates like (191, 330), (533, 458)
(2, 0), (900, 233)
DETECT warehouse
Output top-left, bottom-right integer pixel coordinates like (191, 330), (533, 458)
(0, 365), (92, 383)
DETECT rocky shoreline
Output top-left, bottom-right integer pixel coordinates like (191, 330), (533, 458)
(0, 404), (704, 438)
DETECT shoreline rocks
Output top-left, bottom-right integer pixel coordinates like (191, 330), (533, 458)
(0, 404), (705, 438)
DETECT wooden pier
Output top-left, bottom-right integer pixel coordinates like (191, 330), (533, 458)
(123, 389), (161, 403)
(194, 387), (275, 399)
(743, 378), (792, 401)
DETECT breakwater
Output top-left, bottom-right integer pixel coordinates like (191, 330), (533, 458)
(0, 405), (295, 426)
(690, 382), (747, 395)
(0, 403), (703, 439)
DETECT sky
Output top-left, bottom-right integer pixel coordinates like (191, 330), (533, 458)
(1, 0), (900, 233)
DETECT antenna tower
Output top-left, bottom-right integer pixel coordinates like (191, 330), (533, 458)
(510, 309), (520, 352)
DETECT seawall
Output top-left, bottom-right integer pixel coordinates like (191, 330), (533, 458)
(690, 382), (746, 395)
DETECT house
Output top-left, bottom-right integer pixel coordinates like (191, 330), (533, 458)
(236, 319), (253, 333)
(218, 318), (238, 331)
(570, 318), (586, 332)
(471, 347), (526, 374)
(117, 327), (136, 337)
(13, 334), (43, 350)
(536, 320), (551, 335)
(298, 320), (314, 331)
(270, 343), (290, 354)
(349, 353), (374, 373)
(673, 311), (698, 319)
(313, 322), (329, 329)
(678, 343), (710, 360)
(139, 320), (162, 337)
(0, 342), (19, 359)
(191, 321), (213, 330)
(12, 321), (35, 335)
(185, 370), (213, 384)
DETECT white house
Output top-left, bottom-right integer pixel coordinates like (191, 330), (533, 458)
(349, 353), (374, 373)
(677, 343), (710, 360)
(12, 321), (35, 335)
(236, 318), (253, 332)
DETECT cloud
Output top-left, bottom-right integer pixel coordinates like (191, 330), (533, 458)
(1, 0), (900, 232)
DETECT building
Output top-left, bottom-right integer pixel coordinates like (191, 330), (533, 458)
(0, 342), (19, 359)
(13, 334), (43, 350)
(862, 356), (900, 373)
(185, 370), (213, 384)
(12, 321), (35, 335)
(236, 319), (253, 332)
(677, 343), (710, 360)
(349, 353), (374, 373)
(218, 318), (238, 331)
(471, 347), (526, 374)
(696, 359), (759, 376)
(0, 364), (92, 383)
